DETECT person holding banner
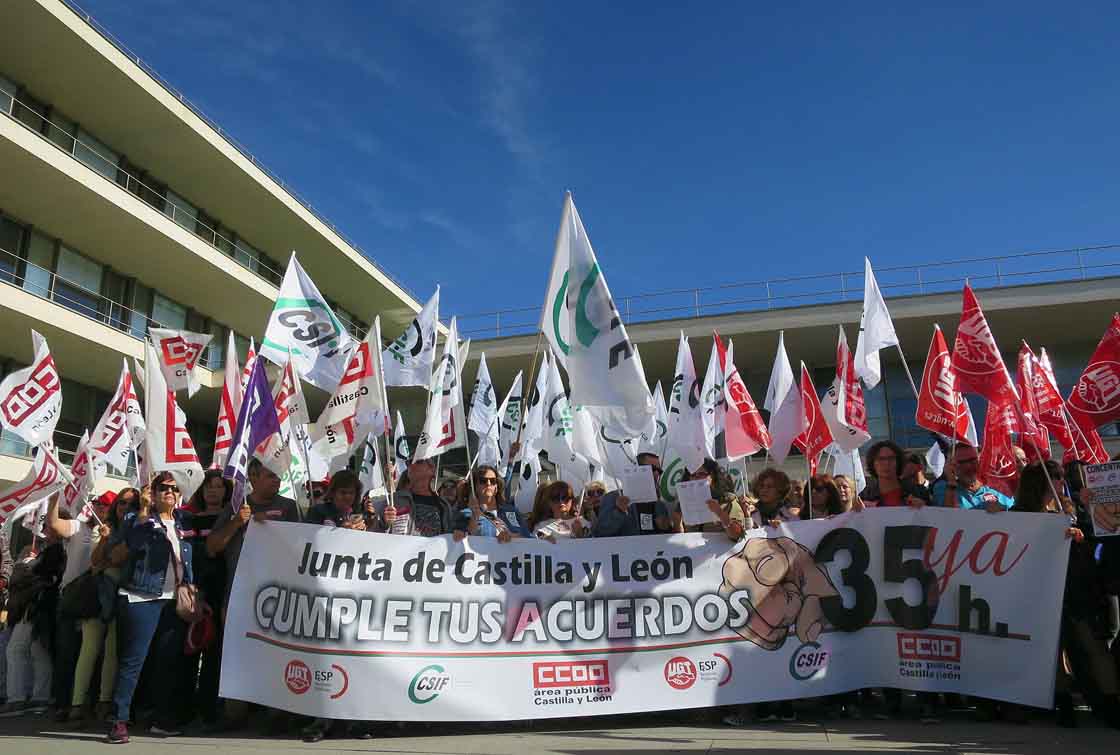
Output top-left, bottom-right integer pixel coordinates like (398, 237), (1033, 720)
(529, 481), (588, 541)
(580, 481), (607, 528)
(591, 453), (674, 537)
(381, 459), (452, 537)
(746, 469), (800, 529)
(799, 475), (845, 520)
(453, 466), (531, 542)
(859, 440), (930, 509)
(306, 471), (367, 531)
(104, 474), (195, 743)
(931, 444), (1013, 511)
(831, 474), (862, 512)
(681, 459), (747, 538)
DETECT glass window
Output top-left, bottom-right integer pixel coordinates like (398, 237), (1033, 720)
(74, 129), (120, 181)
(203, 321), (226, 370)
(12, 90), (47, 134)
(129, 283), (153, 338)
(164, 190), (198, 234)
(22, 230), (54, 298)
(44, 109), (76, 153)
(53, 246), (103, 319)
(0, 215), (25, 284)
(234, 237), (261, 271)
(257, 251), (283, 285)
(215, 226), (236, 257)
(100, 269), (131, 331)
(234, 333), (251, 363)
(194, 211), (217, 246)
(0, 76), (16, 115)
(151, 294), (187, 330)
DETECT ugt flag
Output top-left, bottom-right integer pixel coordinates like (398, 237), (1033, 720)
(0, 330), (62, 447)
(261, 252), (355, 391)
(1067, 313), (1120, 429)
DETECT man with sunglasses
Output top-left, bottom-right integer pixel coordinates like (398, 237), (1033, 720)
(592, 453), (673, 537)
(931, 444), (1014, 512)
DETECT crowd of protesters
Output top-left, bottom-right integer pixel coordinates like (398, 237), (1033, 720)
(1, 439), (1119, 743)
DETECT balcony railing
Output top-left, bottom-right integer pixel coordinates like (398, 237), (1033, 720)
(455, 243), (1120, 339)
(0, 426), (135, 477)
(58, 0), (416, 302)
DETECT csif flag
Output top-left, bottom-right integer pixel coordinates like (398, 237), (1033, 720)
(0, 330), (62, 447)
(148, 327), (212, 397)
(261, 252), (355, 391)
(384, 287), (440, 388)
(497, 372), (523, 474)
(637, 382), (670, 458)
(468, 353), (500, 467)
(661, 332), (707, 499)
(952, 284), (1017, 405)
(143, 339), (204, 500)
(699, 336), (727, 460)
(915, 325), (971, 441)
(413, 318), (468, 460)
(716, 335), (770, 459)
(1067, 313), (1120, 429)
(546, 193), (653, 439)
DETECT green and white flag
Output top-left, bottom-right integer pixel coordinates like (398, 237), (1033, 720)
(544, 194), (653, 439)
(413, 318), (467, 460)
(384, 287), (439, 388)
(660, 333), (706, 503)
(261, 252), (355, 391)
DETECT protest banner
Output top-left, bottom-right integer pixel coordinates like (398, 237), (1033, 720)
(222, 508), (1068, 720)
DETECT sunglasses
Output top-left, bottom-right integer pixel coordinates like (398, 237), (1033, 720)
(585, 489), (604, 497)
(156, 483), (180, 494)
(813, 486), (828, 492)
(551, 495), (574, 503)
(311, 489), (325, 498)
(477, 477), (499, 486)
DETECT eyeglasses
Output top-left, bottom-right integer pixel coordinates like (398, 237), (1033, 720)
(477, 477), (499, 486)
(156, 483), (180, 494)
(585, 489), (604, 497)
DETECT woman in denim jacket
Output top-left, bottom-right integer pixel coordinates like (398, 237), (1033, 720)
(104, 472), (194, 744)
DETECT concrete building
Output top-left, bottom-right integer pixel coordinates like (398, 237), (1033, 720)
(0, 0), (424, 488)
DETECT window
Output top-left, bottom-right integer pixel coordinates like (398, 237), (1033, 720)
(195, 211), (217, 246)
(214, 224), (236, 257)
(151, 294), (187, 330)
(22, 230), (54, 298)
(12, 90), (47, 134)
(164, 190), (199, 234)
(203, 321), (227, 370)
(74, 128), (120, 181)
(44, 109), (77, 153)
(0, 215), (25, 284)
(53, 246), (103, 319)
(100, 269), (131, 331)
(129, 283), (153, 338)
(234, 237), (262, 271)
(0, 76), (15, 115)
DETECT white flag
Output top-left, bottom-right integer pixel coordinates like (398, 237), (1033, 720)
(393, 411), (410, 478)
(764, 331), (805, 464)
(61, 431), (105, 518)
(549, 194), (654, 439)
(497, 372), (523, 475)
(241, 338), (256, 390)
(0, 330), (62, 447)
(212, 330), (243, 469)
(358, 432), (388, 498)
(261, 252), (355, 391)
(468, 354), (500, 467)
(541, 355), (575, 463)
(89, 359), (145, 476)
(662, 333), (706, 491)
(413, 318), (467, 460)
(143, 339), (204, 500)
(258, 355), (311, 478)
(148, 327), (212, 397)
(518, 352), (550, 464)
(511, 455), (541, 514)
(638, 382), (669, 457)
(822, 327), (872, 452)
(384, 287), (440, 388)
(0, 442), (73, 525)
(312, 318), (389, 463)
(700, 338), (727, 459)
(853, 257), (899, 389)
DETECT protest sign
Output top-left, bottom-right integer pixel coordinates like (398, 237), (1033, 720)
(1084, 461), (1120, 537)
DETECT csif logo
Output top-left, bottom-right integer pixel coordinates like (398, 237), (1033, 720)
(789, 641), (830, 681)
(408, 664), (451, 704)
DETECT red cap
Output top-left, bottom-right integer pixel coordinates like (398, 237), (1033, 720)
(96, 490), (118, 506)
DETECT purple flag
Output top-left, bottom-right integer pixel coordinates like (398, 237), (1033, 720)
(223, 357), (281, 507)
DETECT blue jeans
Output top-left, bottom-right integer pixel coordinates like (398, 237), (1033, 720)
(112, 598), (184, 724)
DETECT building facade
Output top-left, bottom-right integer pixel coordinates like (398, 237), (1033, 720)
(0, 0), (423, 488)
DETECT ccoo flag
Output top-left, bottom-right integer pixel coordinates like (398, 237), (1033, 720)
(89, 359), (145, 476)
(0, 442), (72, 526)
(717, 335), (770, 459)
(261, 252), (355, 391)
(212, 330), (243, 469)
(794, 364), (833, 474)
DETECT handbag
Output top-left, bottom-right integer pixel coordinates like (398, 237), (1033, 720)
(168, 530), (208, 624)
(59, 571), (101, 620)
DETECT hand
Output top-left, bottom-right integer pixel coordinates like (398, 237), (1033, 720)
(383, 505), (397, 527)
(906, 495), (926, 509)
(1079, 488), (1095, 505)
(571, 517), (585, 538)
(767, 518), (782, 528)
(985, 498), (1004, 514)
(236, 503), (252, 527)
(452, 529), (467, 542)
(97, 524), (110, 539)
(139, 485), (152, 511)
(508, 441), (521, 459)
(1066, 527), (1085, 543)
(342, 517), (366, 531)
(671, 509), (684, 532)
(706, 499), (722, 515)
(496, 529), (512, 544)
(616, 495), (631, 513)
(944, 458), (958, 485)
(725, 520), (745, 540)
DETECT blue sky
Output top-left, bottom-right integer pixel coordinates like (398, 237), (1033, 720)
(78, 1), (1120, 336)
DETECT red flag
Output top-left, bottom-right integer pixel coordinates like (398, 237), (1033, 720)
(916, 325), (971, 441)
(794, 364), (833, 475)
(952, 285), (1017, 404)
(1033, 347), (1075, 451)
(1015, 343), (1049, 460)
(1063, 408), (1109, 465)
(1067, 313), (1120, 429)
(978, 399), (1019, 497)
(715, 333), (770, 456)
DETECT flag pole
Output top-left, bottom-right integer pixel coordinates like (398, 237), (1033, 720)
(894, 343), (921, 401)
(509, 331), (546, 497)
(805, 451), (813, 520)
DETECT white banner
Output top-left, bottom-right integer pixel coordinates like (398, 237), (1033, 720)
(222, 509), (1068, 720)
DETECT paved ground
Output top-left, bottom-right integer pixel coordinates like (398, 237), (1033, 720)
(0, 708), (1116, 755)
